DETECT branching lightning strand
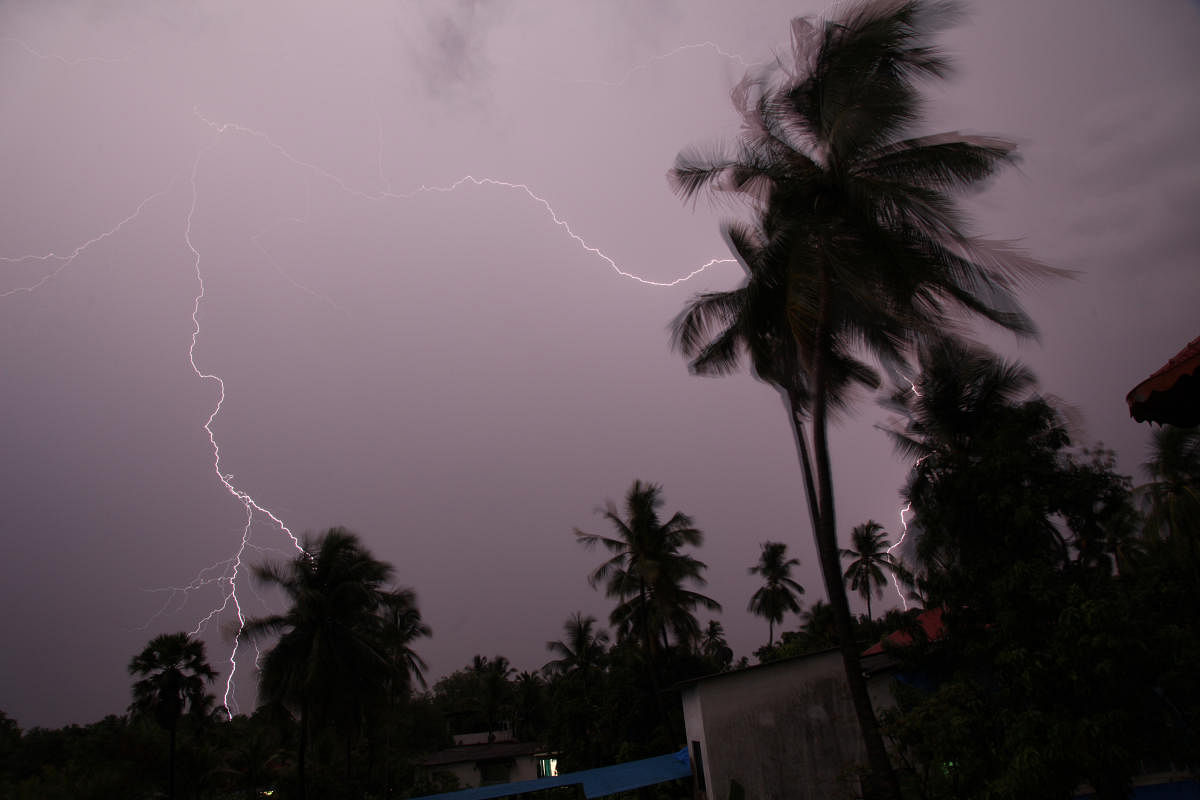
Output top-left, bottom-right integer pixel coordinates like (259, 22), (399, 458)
(183, 136), (304, 712)
(886, 375), (924, 611)
(4, 34), (748, 717)
(1, 186), (172, 297)
(195, 110), (734, 287)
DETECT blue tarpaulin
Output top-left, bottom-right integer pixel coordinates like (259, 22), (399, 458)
(411, 748), (692, 800)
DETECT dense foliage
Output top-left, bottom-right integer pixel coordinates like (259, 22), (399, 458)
(670, 2), (1057, 795)
(879, 342), (1200, 800)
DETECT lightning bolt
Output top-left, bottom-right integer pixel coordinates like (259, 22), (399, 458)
(887, 375), (924, 611)
(194, 110), (733, 287)
(889, 504), (914, 612)
(179, 134), (311, 713)
(163, 108), (734, 712)
(5, 33), (744, 717)
(1, 186), (172, 297)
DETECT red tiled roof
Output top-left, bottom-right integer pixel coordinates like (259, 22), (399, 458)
(1127, 336), (1200, 427)
(862, 608), (945, 656)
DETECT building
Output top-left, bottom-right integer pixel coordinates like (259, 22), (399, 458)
(412, 748), (692, 800)
(681, 610), (946, 800)
(418, 730), (555, 790)
(681, 647), (891, 800)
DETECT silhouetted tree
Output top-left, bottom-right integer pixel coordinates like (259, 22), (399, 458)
(748, 542), (805, 646)
(575, 480), (720, 658)
(1139, 428), (1200, 569)
(669, 3), (1055, 794)
(471, 655), (515, 743)
(840, 521), (905, 620)
(128, 632), (217, 800)
(244, 527), (421, 800)
(545, 613), (609, 677)
(881, 341), (1175, 800)
(699, 619), (734, 670)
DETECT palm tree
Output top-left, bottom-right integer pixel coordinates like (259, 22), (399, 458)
(669, 4), (1057, 796)
(1138, 427), (1200, 580)
(748, 542), (805, 646)
(512, 671), (547, 743)
(885, 337), (1069, 588)
(1140, 427), (1200, 541)
(575, 480), (721, 657)
(840, 521), (905, 620)
(128, 632), (217, 800)
(377, 588), (432, 694)
(545, 612), (609, 676)
(699, 619), (734, 669)
(243, 527), (404, 800)
(673, 221), (879, 542)
(471, 655), (515, 743)
(797, 600), (839, 651)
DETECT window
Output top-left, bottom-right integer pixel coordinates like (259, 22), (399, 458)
(537, 757), (559, 778)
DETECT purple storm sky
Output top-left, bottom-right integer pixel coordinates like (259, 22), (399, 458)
(2, 0), (1197, 729)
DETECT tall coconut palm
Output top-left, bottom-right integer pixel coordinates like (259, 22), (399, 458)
(128, 632), (217, 800)
(669, 3), (1055, 796)
(545, 612), (609, 676)
(840, 521), (905, 620)
(748, 541), (805, 646)
(243, 528), (401, 800)
(673, 221), (880, 542)
(575, 480), (721, 657)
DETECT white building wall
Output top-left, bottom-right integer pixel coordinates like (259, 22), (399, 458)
(681, 650), (869, 800)
(681, 684), (712, 798)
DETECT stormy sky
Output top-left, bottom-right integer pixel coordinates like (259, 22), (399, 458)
(2, 0), (1197, 729)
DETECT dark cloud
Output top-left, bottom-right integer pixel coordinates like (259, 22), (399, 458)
(403, 0), (509, 94)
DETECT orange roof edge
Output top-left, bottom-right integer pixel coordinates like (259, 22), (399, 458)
(1127, 335), (1200, 426)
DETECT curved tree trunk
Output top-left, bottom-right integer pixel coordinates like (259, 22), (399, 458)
(783, 389), (821, 539)
(809, 271), (901, 800)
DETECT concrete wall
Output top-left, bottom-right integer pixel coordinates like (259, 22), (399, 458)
(682, 650), (869, 800)
(510, 756), (539, 783)
(681, 683), (711, 796)
(427, 755), (539, 789)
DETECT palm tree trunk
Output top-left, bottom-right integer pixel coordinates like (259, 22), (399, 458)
(639, 581), (668, 728)
(784, 389), (822, 539)
(168, 724), (177, 800)
(809, 271), (901, 800)
(866, 592), (872, 622)
(768, 619), (774, 648)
